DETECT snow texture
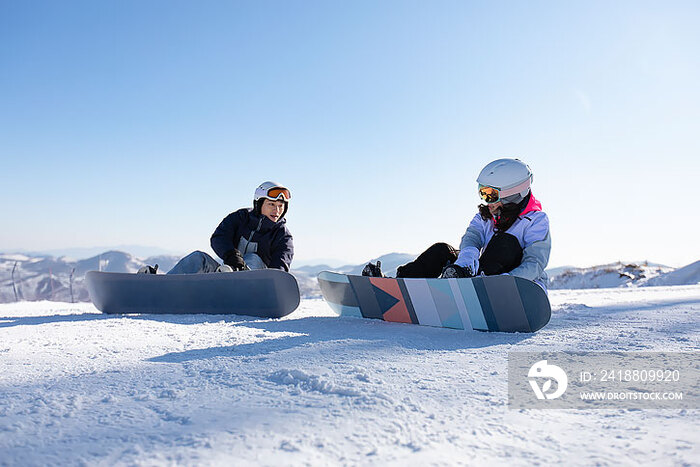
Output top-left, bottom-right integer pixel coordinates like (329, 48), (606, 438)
(0, 285), (698, 465)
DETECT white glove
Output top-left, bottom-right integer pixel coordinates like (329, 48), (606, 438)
(455, 247), (479, 276)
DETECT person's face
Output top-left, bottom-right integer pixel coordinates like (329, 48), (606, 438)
(261, 199), (286, 222)
(488, 201), (503, 217)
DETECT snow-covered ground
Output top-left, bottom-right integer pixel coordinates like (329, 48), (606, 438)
(1, 285), (698, 466)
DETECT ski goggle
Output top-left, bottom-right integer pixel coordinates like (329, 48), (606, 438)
(264, 187), (291, 201)
(478, 185), (501, 204)
(478, 178), (531, 204)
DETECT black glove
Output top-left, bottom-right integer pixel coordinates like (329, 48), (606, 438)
(224, 249), (247, 271)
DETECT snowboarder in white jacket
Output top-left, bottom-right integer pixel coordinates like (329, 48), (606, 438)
(363, 158), (551, 290)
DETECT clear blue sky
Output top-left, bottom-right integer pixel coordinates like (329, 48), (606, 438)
(2, 0), (699, 268)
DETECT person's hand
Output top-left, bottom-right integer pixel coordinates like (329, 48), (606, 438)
(224, 249), (247, 271)
(460, 258), (479, 277)
(455, 257), (478, 276)
(455, 248), (479, 276)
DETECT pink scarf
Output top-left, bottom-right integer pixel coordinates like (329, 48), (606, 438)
(520, 192), (542, 216)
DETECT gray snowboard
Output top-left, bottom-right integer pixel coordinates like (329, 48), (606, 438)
(86, 269), (300, 317)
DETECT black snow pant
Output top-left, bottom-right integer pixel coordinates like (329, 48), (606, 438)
(396, 243), (458, 278)
(396, 233), (523, 278)
(477, 232), (523, 276)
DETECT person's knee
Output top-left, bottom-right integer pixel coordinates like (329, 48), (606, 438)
(243, 253), (267, 270)
(189, 250), (215, 268)
(181, 250), (206, 260)
(424, 243), (458, 263)
(478, 233), (523, 275)
(398, 242), (457, 278)
(427, 242), (453, 254)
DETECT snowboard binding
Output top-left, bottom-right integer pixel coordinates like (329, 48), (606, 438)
(439, 263), (473, 279)
(362, 261), (384, 277)
(137, 264), (159, 274)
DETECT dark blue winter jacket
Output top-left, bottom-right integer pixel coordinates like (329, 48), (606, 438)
(210, 208), (294, 271)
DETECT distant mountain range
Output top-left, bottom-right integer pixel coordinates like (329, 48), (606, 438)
(0, 251), (182, 303)
(9, 245), (183, 261)
(546, 261), (699, 289)
(0, 251), (697, 304)
(291, 255), (700, 295)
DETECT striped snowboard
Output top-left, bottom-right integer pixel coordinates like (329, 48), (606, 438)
(317, 271), (551, 333)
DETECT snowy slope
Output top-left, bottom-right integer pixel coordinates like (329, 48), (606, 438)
(643, 260), (700, 287)
(547, 261), (676, 289)
(0, 285), (698, 465)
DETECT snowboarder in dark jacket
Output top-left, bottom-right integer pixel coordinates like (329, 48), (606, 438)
(210, 182), (294, 271)
(140, 182), (294, 274)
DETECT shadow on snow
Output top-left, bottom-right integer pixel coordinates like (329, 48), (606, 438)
(147, 314), (535, 363)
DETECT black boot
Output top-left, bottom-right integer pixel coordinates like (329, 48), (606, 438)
(362, 260), (384, 277)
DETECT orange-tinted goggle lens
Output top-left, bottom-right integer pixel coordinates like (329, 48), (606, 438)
(478, 185), (500, 203)
(267, 187), (291, 200)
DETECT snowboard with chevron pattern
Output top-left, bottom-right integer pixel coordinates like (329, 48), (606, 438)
(317, 271), (550, 333)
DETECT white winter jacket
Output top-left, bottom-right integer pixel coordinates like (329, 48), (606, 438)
(455, 194), (551, 290)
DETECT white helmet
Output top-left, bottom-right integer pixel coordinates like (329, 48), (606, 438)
(254, 181), (291, 217)
(476, 158), (533, 204)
